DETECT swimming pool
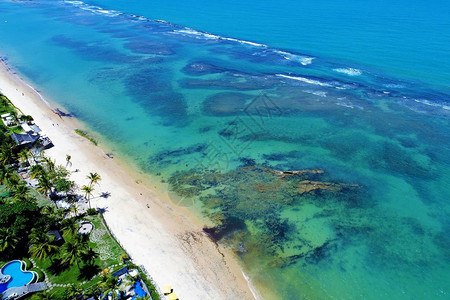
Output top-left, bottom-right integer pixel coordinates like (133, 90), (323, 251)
(132, 281), (147, 299)
(0, 260), (36, 293)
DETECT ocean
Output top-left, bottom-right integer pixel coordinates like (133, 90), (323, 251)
(85, 0), (450, 92)
(0, 0), (449, 299)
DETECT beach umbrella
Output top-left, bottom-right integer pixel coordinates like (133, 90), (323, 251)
(167, 293), (179, 300)
(163, 285), (173, 295)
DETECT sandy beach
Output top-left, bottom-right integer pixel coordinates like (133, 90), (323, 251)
(0, 60), (258, 300)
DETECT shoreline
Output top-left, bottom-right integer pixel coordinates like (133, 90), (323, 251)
(0, 59), (259, 300)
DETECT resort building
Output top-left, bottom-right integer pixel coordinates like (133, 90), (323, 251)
(9, 122), (52, 149)
(0, 113), (15, 127)
(10, 132), (40, 148)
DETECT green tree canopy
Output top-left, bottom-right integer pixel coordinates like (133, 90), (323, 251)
(87, 172), (101, 187)
(0, 201), (48, 259)
(61, 236), (88, 270)
(54, 178), (75, 194)
(28, 228), (58, 260)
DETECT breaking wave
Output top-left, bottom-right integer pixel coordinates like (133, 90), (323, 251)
(333, 67), (362, 76)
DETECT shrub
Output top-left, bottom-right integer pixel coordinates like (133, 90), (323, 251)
(141, 273), (161, 300)
(87, 208), (98, 215)
(22, 258), (32, 269)
(34, 269), (45, 282)
(19, 115), (34, 123)
(119, 254), (129, 264)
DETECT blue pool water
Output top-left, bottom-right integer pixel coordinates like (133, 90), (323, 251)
(0, 261), (34, 293)
(100, 281), (146, 299)
(132, 281), (147, 299)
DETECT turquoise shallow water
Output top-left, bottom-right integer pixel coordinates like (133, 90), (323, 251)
(0, 0), (449, 299)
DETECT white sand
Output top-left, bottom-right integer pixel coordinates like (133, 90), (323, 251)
(0, 61), (258, 300)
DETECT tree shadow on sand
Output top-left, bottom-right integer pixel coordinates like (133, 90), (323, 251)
(99, 192), (111, 199)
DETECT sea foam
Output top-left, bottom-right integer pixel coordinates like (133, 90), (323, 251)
(333, 67), (362, 76)
(273, 50), (314, 66)
(64, 0), (121, 17)
(173, 28), (267, 48)
(276, 74), (332, 87)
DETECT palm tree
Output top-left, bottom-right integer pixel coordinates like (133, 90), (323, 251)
(41, 157), (55, 174)
(62, 217), (79, 238)
(18, 148), (30, 166)
(0, 141), (16, 165)
(5, 172), (20, 188)
(54, 178), (75, 196)
(82, 247), (99, 265)
(37, 172), (54, 199)
(11, 183), (32, 202)
(61, 237), (87, 270)
(65, 154), (72, 169)
(87, 172), (101, 187)
(40, 205), (56, 216)
(30, 164), (45, 179)
(0, 227), (18, 253)
(81, 184), (94, 208)
(28, 229), (58, 260)
(98, 274), (121, 300)
(0, 164), (12, 184)
(41, 206), (65, 223)
(65, 284), (82, 300)
(0, 165), (15, 187)
(53, 165), (70, 182)
(69, 204), (79, 217)
(29, 149), (42, 164)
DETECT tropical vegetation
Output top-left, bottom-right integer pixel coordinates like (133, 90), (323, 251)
(0, 93), (159, 299)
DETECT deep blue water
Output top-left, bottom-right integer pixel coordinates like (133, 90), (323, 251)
(87, 0), (450, 91)
(0, 0), (449, 299)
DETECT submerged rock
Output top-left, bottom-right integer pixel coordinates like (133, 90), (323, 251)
(202, 92), (252, 116)
(298, 180), (359, 194)
(182, 61), (226, 76)
(269, 169), (325, 178)
(124, 39), (177, 55)
(169, 164), (363, 266)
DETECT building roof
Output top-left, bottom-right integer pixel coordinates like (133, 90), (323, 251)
(21, 123), (32, 132)
(20, 122), (42, 133)
(48, 230), (63, 242)
(112, 266), (129, 278)
(10, 132), (39, 145)
(30, 124), (41, 133)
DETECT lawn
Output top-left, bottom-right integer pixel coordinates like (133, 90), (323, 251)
(87, 214), (127, 267)
(29, 213), (128, 298)
(0, 197), (161, 300)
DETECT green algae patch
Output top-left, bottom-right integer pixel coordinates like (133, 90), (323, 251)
(75, 129), (98, 146)
(168, 165), (363, 266)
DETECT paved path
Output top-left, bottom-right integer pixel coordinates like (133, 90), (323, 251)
(1, 283), (47, 300)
